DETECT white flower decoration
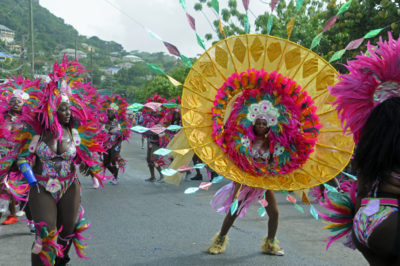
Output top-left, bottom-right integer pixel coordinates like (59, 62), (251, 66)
(110, 102), (119, 111)
(46, 179), (62, 193)
(13, 89), (29, 101)
(241, 136), (251, 147)
(273, 143), (285, 157)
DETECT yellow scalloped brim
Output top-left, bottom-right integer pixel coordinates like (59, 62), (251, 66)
(181, 34), (354, 191)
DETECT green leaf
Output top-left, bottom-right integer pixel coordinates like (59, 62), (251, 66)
(196, 33), (206, 50)
(211, 0), (219, 14)
(363, 28), (383, 39)
(337, 0), (352, 16)
(310, 33), (323, 50)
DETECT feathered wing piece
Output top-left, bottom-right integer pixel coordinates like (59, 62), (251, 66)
(142, 93), (168, 128)
(329, 33), (400, 143)
(317, 181), (357, 249)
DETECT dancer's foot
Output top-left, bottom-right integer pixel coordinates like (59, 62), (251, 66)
(2, 214), (18, 225)
(145, 177), (156, 182)
(260, 237), (285, 256)
(16, 210), (25, 217)
(92, 177), (99, 189)
(207, 233), (229, 254)
(110, 178), (119, 185)
(190, 173), (203, 181)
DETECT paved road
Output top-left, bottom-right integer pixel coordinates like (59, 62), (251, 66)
(0, 135), (367, 266)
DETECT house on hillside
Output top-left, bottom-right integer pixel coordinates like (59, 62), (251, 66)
(116, 62), (133, 69)
(122, 55), (143, 63)
(0, 25), (15, 43)
(0, 52), (13, 62)
(59, 49), (87, 59)
(105, 67), (120, 76)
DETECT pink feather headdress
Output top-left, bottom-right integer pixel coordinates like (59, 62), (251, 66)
(329, 32), (400, 143)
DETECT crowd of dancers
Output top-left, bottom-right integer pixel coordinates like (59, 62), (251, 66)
(1, 32), (400, 266)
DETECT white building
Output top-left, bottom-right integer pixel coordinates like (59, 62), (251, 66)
(59, 48), (87, 59)
(0, 25), (15, 43)
(122, 55), (143, 63)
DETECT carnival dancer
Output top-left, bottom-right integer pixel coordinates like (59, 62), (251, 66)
(0, 77), (42, 227)
(170, 32), (352, 256)
(142, 94), (167, 182)
(208, 117), (283, 255)
(320, 33), (400, 265)
(100, 94), (131, 185)
(15, 58), (106, 265)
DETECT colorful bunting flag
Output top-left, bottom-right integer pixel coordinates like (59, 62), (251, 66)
(310, 205), (319, 220)
(166, 75), (182, 87)
(166, 125), (183, 131)
(163, 41), (181, 57)
(271, 0), (279, 12)
(337, 0), (352, 16)
(230, 199), (239, 215)
(323, 15), (338, 32)
(149, 124), (167, 135)
(131, 126), (149, 133)
(342, 171), (357, 180)
(242, 0), (249, 11)
(199, 182), (212, 190)
(363, 28), (383, 39)
(296, 0), (303, 11)
(193, 163), (206, 169)
(310, 33), (323, 50)
(345, 38), (364, 50)
(184, 187), (199, 194)
(329, 49), (346, 63)
(144, 102), (163, 111)
(146, 63), (165, 75)
(145, 28), (163, 41)
(162, 102), (180, 108)
(180, 54), (193, 68)
(259, 198), (268, 207)
(211, 175), (224, 183)
(153, 148), (172, 156)
(179, 0), (187, 11)
(245, 12), (250, 33)
(258, 207), (267, 217)
(161, 168), (178, 176)
(196, 33), (206, 50)
(267, 15), (273, 35)
(323, 183), (339, 192)
(211, 0), (220, 14)
(186, 13), (196, 31)
(219, 20), (226, 38)
(286, 17), (295, 39)
(294, 203), (305, 213)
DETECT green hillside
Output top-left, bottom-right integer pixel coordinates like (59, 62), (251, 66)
(0, 0), (191, 102)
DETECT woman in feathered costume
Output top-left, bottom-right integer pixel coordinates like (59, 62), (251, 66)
(324, 33), (400, 265)
(16, 57), (105, 266)
(100, 94), (132, 184)
(142, 93), (168, 182)
(0, 76), (42, 226)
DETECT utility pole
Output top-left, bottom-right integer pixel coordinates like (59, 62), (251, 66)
(19, 35), (25, 75)
(29, 0), (34, 77)
(90, 48), (93, 83)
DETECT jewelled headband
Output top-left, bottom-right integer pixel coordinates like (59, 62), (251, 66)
(247, 100), (279, 126)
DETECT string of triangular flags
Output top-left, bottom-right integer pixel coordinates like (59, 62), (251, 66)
(327, 20), (400, 63)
